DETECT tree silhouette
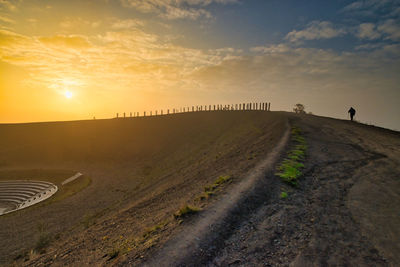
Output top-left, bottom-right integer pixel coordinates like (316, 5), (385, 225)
(293, 103), (306, 114)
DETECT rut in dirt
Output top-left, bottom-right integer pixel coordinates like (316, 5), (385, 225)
(141, 123), (291, 266)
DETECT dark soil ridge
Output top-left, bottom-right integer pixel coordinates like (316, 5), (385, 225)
(140, 122), (291, 266)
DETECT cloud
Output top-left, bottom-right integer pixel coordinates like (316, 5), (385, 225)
(0, 29), (29, 46)
(60, 17), (101, 30)
(285, 21), (346, 42)
(0, 25), (242, 102)
(342, 0), (395, 12)
(120, 0), (237, 20)
(355, 20), (400, 41)
(0, 0), (17, 11)
(0, 15), (14, 24)
(111, 18), (145, 30)
(342, 0), (400, 17)
(250, 44), (290, 54)
(188, 44), (400, 113)
(38, 35), (92, 49)
(378, 19), (400, 40)
(355, 43), (384, 50)
(357, 23), (381, 39)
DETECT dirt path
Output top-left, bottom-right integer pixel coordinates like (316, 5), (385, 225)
(142, 123), (290, 266)
(142, 114), (400, 266)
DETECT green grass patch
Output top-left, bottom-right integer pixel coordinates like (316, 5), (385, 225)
(280, 191), (288, 199)
(276, 126), (307, 186)
(214, 175), (231, 185)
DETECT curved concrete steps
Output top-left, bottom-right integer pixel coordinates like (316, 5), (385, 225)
(0, 180), (58, 215)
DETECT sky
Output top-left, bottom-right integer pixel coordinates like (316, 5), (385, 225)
(0, 0), (399, 130)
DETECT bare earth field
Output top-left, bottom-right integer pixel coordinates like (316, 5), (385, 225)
(0, 111), (286, 266)
(0, 111), (399, 266)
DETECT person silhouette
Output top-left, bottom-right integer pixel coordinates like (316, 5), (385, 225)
(348, 107), (356, 121)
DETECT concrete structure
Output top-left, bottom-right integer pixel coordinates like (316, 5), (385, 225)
(0, 180), (58, 216)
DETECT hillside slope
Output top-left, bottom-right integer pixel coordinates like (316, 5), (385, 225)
(0, 111), (286, 265)
(139, 113), (400, 266)
(1, 112), (399, 266)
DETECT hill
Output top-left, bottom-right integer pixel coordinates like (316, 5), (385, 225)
(0, 111), (399, 266)
(0, 111), (286, 265)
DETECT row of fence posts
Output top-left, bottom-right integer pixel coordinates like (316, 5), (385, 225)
(115, 102), (271, 118)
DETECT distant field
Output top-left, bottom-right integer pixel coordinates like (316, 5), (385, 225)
(0, 111), (286, 265)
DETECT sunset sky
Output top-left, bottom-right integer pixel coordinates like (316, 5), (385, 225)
(0, 0), (399, 130)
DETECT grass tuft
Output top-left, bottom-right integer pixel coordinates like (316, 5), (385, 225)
(202, 175), (231, 198)
(34, 223), (51, 254)
(280, 191), (288, 199)
(107, 248), (120, 260)
(174, 205), (200, 219)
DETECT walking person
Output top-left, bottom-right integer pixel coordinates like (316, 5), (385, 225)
(348, 107), (356, 121)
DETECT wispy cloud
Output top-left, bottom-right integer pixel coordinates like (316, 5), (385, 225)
(355, 20), (400, 41)
(0, 25), (242, 101)
(0, 14), (14, 24)
(378, 19), (400, 40)
(0, 0), (18, 11)
(342, 0), (400, 17)
(111, 18), (145, 30)
(357, 23), (381, 39)
(38, 35), (92, 49)
(60, 17), (101, 30)
(120, 0), (237, 20)
(285, 21), (346, 43)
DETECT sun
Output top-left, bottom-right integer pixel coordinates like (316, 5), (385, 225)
(64, 90), (73, 99)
